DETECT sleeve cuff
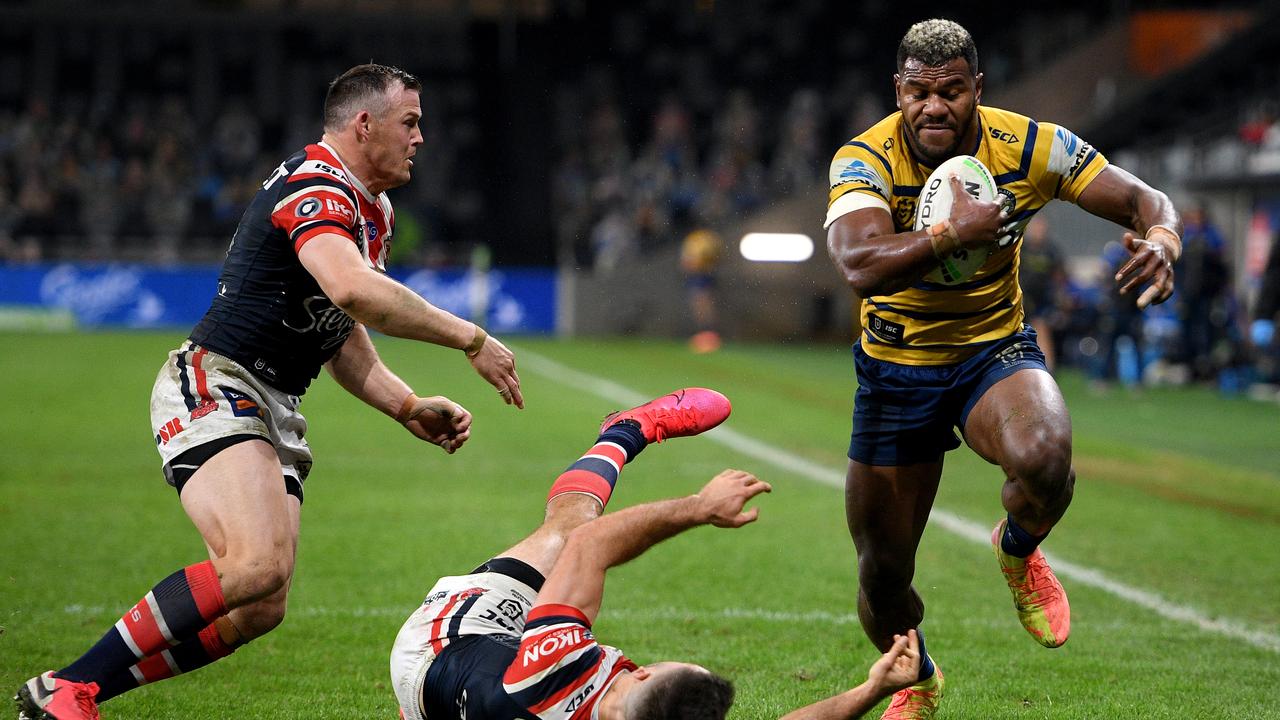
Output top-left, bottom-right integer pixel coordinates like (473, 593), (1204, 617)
(527, 603), (591, 627)
(825, 190), (891, 229)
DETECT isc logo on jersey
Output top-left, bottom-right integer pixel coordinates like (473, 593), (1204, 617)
(914, 155), (998, 285)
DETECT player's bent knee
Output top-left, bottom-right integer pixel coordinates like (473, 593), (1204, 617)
(221, 552), (294, 605)
(237, 598), (289, 639)
(1004, 427), (1072, 494)
(857, 550), (915, 595)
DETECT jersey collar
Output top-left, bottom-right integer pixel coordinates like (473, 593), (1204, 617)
(971, 106), (986, 157)
(316, 140), (377, 204)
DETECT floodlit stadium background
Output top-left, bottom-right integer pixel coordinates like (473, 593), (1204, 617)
(1, 1), (1278, 718)
(2, 0), (1277, 365)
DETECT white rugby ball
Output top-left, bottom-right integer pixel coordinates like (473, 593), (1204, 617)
(914, 155), (998, 285)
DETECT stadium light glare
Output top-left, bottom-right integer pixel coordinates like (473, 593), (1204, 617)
(739, 233), (814, 263)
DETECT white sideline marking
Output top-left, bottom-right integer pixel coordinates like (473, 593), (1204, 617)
(518, 349), (1280, 654)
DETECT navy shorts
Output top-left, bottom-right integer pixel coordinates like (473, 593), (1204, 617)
(849, 325), (1048, 466)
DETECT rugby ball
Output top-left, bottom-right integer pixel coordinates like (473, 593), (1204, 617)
(914, 155), (998, 284)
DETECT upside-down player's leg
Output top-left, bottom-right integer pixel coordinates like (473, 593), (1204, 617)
(498, 387), (733, 577)
(845, 459), (945, 719)
(965, 368), (1074, 648)
(390, 388), (731, 720)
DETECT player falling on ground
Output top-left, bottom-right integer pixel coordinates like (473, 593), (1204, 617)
(391, 388), (923, 720)
(16, 63), (524, 720)
(824, 19), (1182, 719)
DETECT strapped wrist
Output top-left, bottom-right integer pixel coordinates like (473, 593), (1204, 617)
(1145, 224), (1182, 262)
(395, 392), (419, 424)
(464, 325), (488, 358)
(928, 219), (961, 259)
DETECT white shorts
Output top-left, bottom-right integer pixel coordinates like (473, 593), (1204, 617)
(149, 341), (312, 498)
(390, 558), (542, 720)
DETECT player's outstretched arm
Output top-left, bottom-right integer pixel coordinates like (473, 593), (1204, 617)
(777, 630), (921, 720)
(325, 325), (473, 453)
(299, 233), (523, 407)
(1076, 165), (1183, 309)
(465, 331), (524, 409)
(827, 177), (1004, 297)
(534, 470), (771, 623)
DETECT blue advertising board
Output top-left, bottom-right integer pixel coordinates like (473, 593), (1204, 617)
(0, 263), (556, 333)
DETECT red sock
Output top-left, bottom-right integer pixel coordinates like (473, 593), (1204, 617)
(547, 440), (628, 507)
(97, 617), (241, 702)
(59, 560), (227, 684)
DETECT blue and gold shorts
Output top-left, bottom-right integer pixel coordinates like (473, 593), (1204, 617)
(848, 325), (1048, 466)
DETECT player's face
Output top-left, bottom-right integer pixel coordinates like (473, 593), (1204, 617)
(895, 57), (983, 166)
(366, 84), (423, 192)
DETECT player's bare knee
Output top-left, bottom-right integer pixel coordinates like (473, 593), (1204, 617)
(857, 550), (914, 596)
(229, 594), (291, 638)
(1003, 426), (1072, 499)
(221, 551), (293, 604)
(238, 598), (288, 638)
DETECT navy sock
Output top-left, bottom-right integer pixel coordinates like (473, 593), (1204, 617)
(94, 620), (238, 702)
(600, 421), (647, 461)
(58, 562), (225, 684)
(915, 628), (936, 682)
(57, 631), (135, 685)
(93, 670), (139, 704)
(1000, 514), (1049, 558)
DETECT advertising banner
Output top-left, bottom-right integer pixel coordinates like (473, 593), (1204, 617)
(0, 263), (555, 333)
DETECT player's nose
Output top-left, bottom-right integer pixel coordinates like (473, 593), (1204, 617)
(921, 94), (948, 116)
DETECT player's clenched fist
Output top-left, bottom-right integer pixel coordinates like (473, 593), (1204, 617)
(398, 395), (473, 453)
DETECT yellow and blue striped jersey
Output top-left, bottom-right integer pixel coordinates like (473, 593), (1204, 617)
(825, 105), (1108, 365)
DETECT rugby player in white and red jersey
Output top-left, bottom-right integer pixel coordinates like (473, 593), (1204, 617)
(392, 389), (923, 720)
(16, 64), (524, 720)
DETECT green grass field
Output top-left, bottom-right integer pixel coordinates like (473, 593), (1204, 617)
(2, 332), (1278, 719)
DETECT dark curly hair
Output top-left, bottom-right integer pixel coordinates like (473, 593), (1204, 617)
(896, 19), (979, 74)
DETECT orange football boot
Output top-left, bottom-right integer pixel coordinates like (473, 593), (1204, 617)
(992, 519), (1071, 647)
(881, 663), (944, 719)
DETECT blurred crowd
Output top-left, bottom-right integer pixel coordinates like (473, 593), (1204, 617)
(542, 2), (1093, 271)
(1020, 214), (1280, 400)
(0, 89), (478, 266)
(1, 3), (1277, 398)
(0, 2), (1102, 269)
(550, 83), (846, 272)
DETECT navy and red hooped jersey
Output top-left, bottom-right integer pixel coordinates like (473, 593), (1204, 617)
(188, 141), (394, 395)
(423, 604), (636, 720)
(404, 560), (636, 720)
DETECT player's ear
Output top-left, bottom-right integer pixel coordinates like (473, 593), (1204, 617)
(354, 110), (373, 140)
(892, 74), (902, 109)
(974, 72), (983, 105)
